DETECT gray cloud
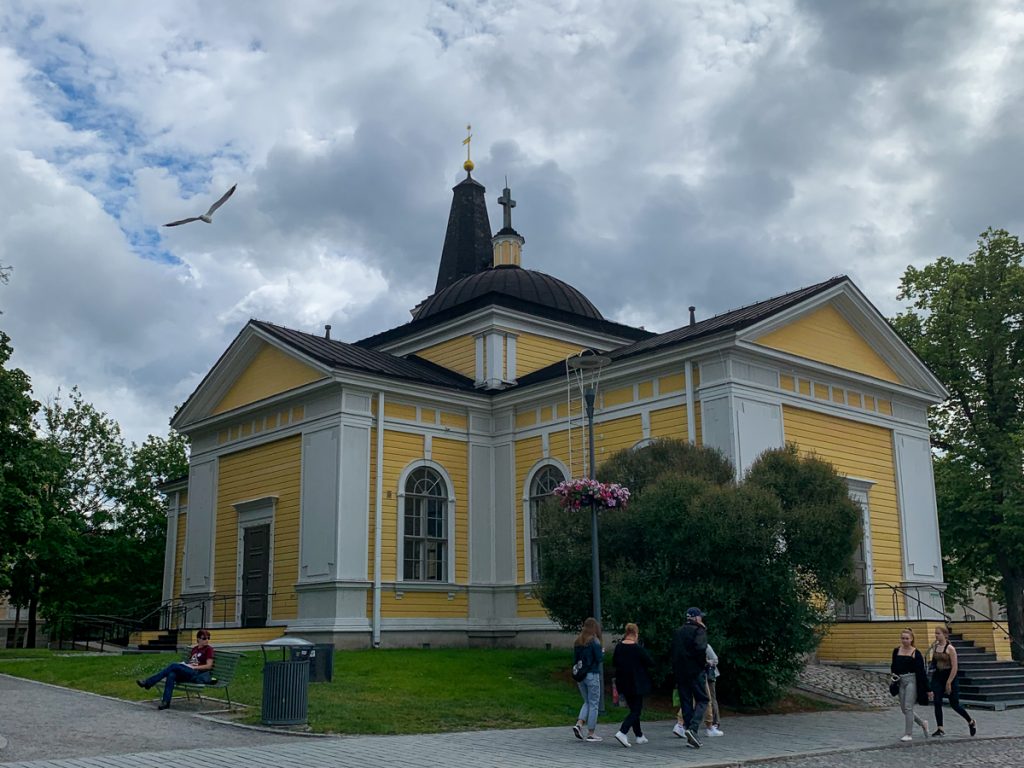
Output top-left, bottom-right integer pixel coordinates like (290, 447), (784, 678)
(1, 0), (1022, 443)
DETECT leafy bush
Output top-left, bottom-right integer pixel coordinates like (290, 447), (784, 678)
(537, 439), (860, 706)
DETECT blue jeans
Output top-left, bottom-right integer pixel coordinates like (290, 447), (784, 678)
(678, 670), (709, 732)
(577, 672), (601, 731)
(143, 662), (211, 705)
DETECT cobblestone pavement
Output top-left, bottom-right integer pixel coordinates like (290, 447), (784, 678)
(5, 673), (1024, 768)
(797, 663), (893, 708)
(741, 736), (1024, 767)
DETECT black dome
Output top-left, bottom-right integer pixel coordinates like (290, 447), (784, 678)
(415, 265), (604, 320)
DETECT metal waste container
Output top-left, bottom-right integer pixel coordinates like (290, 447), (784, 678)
(260, 637), (312, 725)
(290, 643), (334, 682)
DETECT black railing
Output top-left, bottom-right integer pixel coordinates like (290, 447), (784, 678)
(833, 581), (1024, 659)
(954, 599), (1024, 659)
(160, 592), (278, 631)
(48, 591), (277, 650)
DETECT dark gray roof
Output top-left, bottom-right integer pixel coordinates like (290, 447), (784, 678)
(417, 264), (604, 321)
(516, 275), (850, 387)
(252, 320), (476, 390)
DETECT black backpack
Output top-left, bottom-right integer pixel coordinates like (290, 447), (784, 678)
(571, 644), (590, 682)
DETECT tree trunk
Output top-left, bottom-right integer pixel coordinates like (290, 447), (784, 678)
(26, 594), (38, 649)
(1000, 568), (1024, 662)
(12, 604), (20, 648)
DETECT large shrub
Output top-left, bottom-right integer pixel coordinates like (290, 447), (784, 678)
(537, 439), (861, 706)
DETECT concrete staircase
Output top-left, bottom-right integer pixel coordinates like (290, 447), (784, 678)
(135, 629), (179, 652)
(951, 633), (1024, 711)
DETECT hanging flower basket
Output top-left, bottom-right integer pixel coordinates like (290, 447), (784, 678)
(553, 477), (631, 511)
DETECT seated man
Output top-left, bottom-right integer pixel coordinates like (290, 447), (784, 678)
(137, 629), (215, 710)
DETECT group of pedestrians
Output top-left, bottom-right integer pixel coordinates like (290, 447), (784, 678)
(573, 614), (984, 749)
(890, 625), (977, 741)
(571, 607), (722, 749)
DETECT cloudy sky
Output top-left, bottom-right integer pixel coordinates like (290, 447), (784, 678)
(1, 1), (1022, 445)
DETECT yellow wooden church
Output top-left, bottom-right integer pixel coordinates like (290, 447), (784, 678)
(158, 156), (990, 662)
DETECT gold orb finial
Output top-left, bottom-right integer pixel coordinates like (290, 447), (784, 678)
(462, 123), (474, 173)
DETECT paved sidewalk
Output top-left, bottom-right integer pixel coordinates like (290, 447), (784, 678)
(4, 672), (1024, 768)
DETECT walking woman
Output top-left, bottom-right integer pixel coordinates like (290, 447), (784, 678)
(891, 628), (930, 741)
(572, 617), (604, 742)
(612, 623), (654, 748)
(929, 625), (977, 737)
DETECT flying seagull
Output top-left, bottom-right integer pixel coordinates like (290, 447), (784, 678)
(163, 184), (237, 227)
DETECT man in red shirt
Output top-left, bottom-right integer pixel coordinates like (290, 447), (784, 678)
(137, 629), (215, 710)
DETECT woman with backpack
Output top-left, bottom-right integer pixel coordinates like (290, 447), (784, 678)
(611, 622), (654, 747)
(572, 617), (604, 742)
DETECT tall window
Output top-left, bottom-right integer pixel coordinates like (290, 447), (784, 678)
(403, 467), (448, 581)
(529, 465), (565, 582)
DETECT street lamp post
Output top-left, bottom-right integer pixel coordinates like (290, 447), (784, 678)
(568, 350), (611, 711)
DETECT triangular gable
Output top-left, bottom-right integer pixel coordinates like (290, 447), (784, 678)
(739, 280), (948, 400)
(172, 323), (332, 431)
(212, 342), (326, 415)
(753, 303), (902, 384)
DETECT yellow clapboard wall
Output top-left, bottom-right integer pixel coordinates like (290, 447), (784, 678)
(416, 336), (477, 379)
(214, 435), (302, 622)
(516, 332), (586, 376)
(379, 429), (423, 582)
(518, 591), (549, 618)
(954, 621), (1012, 661)
(818, 621), (943, 663)
(379, 590), (469, 619)
(213, 343), (325, 415)
(754, 304), (902, 384)
(514, 436), (544, 588)
(174, 512), (187, 598)
(782, 405), (902, 612)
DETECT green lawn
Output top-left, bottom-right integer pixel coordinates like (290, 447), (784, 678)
(0, 647), (838, 733)
(0, 647), (678, 733)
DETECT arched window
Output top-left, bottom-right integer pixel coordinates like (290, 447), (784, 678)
(529, 465), (565, 582)
(403, 467), (448, 581)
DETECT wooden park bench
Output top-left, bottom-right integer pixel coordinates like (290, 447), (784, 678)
(160, 649), (243, 710)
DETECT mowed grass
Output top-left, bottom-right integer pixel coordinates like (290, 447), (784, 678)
(0, 647), (677, 734)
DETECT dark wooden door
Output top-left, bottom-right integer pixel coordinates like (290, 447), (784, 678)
(839, 538), (870, 620)
(241, 524), (270, 627)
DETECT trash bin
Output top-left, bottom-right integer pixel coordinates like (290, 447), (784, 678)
(290, 643), (334, 682)
(260, 637), (313, 726)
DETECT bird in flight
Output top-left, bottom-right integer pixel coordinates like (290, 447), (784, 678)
(163, 184), (237, 227)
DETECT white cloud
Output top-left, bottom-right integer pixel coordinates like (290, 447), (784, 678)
(1, 0), (1022, 443)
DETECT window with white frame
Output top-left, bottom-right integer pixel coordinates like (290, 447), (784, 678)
(403, 467), (449, 581)
(529, 465), (565, 582)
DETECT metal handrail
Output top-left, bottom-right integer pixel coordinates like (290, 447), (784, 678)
(835, 581), (1023, 659)
(161, 592), (279, 630)
(952, 600), (1024, 658)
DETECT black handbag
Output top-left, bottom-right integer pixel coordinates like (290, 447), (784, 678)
(889, 675), (900, 697)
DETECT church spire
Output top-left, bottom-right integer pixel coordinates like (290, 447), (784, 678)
(492, 178), (524, 267)
(433, 129), (493, 293)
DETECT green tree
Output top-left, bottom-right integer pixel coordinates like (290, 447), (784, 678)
(0, 332), (47, 590)
(537, 439), (860, 705)
(892, 228), (1024, 658)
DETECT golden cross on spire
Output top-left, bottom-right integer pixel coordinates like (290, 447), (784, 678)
(462, 124), (474, 172)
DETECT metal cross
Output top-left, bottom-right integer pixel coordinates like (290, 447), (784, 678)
(497, 184), (516, 230)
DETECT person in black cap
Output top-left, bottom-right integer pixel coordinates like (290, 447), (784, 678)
(671, 607), (709, 748)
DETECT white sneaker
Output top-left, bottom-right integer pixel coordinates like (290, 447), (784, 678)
(705, 726), (724, 737)
(900, 735), (913, 742)
(672, 723), (687, 738)
(635, 735), (649, 744)
(614, 731), (631, 748)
